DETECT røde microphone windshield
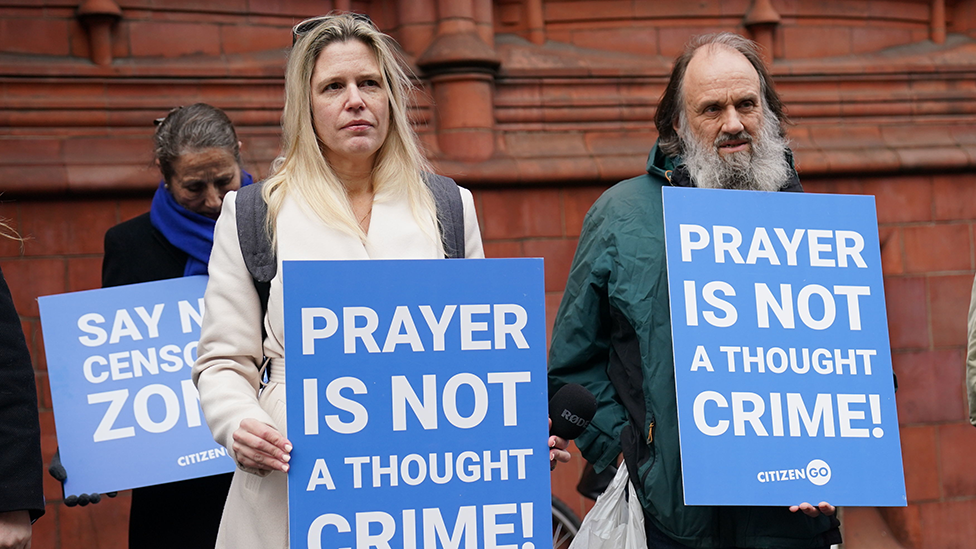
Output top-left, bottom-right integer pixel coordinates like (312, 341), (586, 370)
(549, 383), (597, 440)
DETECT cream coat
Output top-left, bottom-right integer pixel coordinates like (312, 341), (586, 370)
(193, 186), (484, 548)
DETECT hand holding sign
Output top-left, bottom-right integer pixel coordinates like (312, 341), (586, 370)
(790, 502), (835, 518)
(47, 448), (118, 506)
(232, 418), (293, 474)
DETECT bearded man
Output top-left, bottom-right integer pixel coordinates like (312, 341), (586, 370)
(547, 33), (842, 548)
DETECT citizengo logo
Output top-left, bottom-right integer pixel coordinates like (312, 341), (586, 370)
(806, 459), (831, 486)
(756, 459), (831, 486)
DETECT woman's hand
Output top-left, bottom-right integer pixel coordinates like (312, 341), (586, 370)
(548, 418), (572, 470)
(0, 510), (31, 549)
(233, 418), (292, 473)
(789, 501), (835, 517)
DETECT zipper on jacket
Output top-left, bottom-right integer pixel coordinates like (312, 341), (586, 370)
(647, 420), (654, 444)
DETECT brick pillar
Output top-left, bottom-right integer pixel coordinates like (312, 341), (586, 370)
(743, 0), (780, 66)
(416, 0), (499, 162)
(931, 0), (946, 44)
(950, 0), (976, 37)
(395, 0), (436, 57)
(472, 0), (494, 48)
(525, 0), (545, 45)
(77, 0), (122, 66)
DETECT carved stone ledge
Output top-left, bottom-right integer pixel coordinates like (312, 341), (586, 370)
(77, 0), (122, 66)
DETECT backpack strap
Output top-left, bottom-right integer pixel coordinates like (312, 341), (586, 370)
(423, 173), (465, 259)
(235, 174), (466, 318)
(234, 181), (274, 321)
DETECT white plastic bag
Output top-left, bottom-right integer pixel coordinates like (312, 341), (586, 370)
(569, 462), (647, 549)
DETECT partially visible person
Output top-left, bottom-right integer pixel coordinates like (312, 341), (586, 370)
(49, 103), (251, 548)
(0, 222), (44, 549)
(966, 277), (976, 427)
(106, 103), (251, 548)
(548, 32), (840, 548)
(193, 14), (483, 549)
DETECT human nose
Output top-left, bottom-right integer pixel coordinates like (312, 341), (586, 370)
(202, 185), (222, 211)
(346, 85), (365, 110)
(721, 106), (744, 135)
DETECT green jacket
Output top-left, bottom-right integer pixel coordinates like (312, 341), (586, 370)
(548, 143), (839, 548)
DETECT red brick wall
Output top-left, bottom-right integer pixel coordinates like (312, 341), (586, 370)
(4, 0), (976, 547)
(2, 196), (147, 548)
(495, 0), (965, 57)
(805, 174), (976, 548)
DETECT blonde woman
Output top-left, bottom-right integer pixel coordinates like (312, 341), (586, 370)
(193, 14), (484, 548)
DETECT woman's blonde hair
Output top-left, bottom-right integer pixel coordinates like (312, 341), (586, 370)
(0, 217), (24, 250)
(263, 13), (440, 250)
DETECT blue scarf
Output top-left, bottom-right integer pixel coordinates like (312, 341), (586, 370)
(150, 170), (254, 277)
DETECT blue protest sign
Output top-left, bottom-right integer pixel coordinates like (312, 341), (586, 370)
(39, 276), (234, 495)
(663, 187), (905, 507)
(283, 259), (551, 549)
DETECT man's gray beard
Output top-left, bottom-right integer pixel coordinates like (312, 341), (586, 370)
(678, 108), (790, 192)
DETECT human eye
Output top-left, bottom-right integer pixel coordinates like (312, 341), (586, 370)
(361, 79), (380, 88)
(321, 81), (343, 92)
(702, 104), (721, 115)
(739, 99), (757, 110)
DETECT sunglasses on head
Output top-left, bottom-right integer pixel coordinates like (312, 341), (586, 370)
(153, 106), (183, 127)
(291, 12), (374, 46)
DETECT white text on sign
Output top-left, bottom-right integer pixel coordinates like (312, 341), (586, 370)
(301, 304), (530, 355)
(302, 372), (532, 435)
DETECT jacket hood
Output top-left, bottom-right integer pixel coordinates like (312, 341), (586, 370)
(645, 140), (676, 182)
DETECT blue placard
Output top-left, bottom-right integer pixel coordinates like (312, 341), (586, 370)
(283, 259), (552, 549)
(38, 276), (234, 495)
(663, 187), (906, 507)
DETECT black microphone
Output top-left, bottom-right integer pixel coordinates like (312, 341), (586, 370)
(549, 383), (597, 440)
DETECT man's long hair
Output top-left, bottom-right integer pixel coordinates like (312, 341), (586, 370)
(262, 13), (440, 250)
(654, 32), (789, 156)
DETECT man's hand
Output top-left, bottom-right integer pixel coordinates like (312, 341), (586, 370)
(789, 502), (835, 517)
(548, 418), (572, 470)
(233, 418), (292, 473)
(0, 510), (31, 549)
